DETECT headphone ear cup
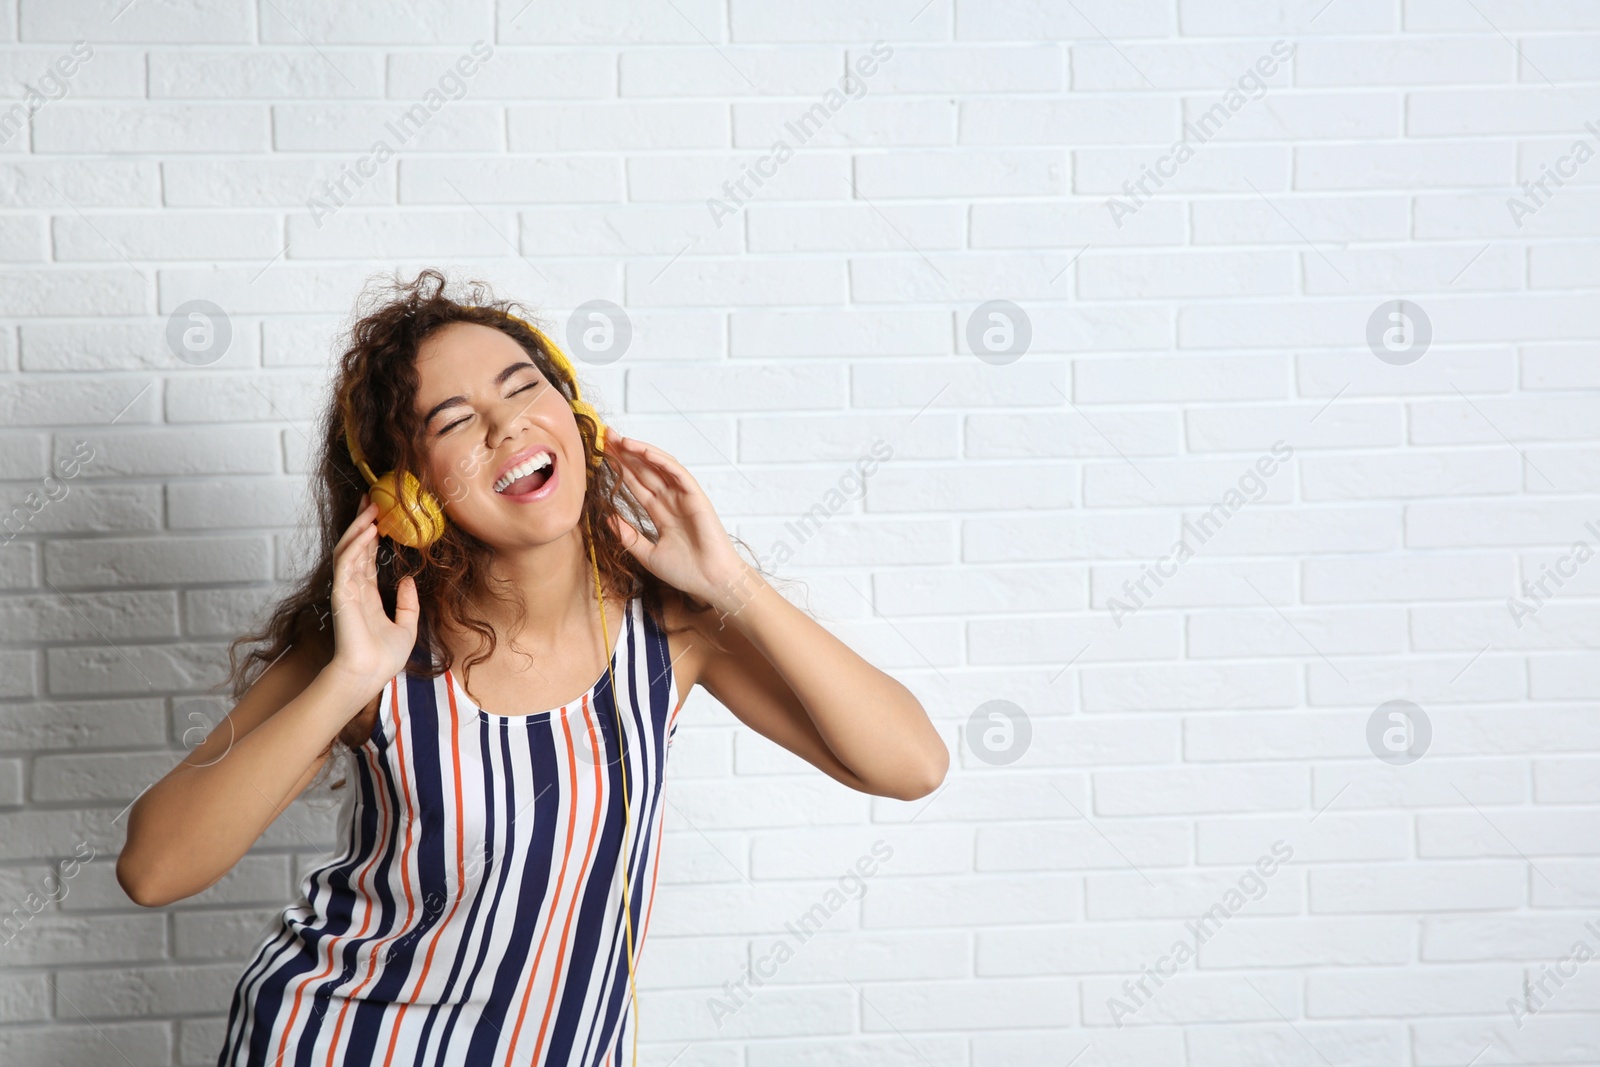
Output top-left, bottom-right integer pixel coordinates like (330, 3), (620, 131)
(370, 470), (446, 548)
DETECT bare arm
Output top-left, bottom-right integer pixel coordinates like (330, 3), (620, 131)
(115, 648), (378, 907)
(603, 433), (948, 802)
(116, 497), (419, 908)
(697, 562), (949, 801)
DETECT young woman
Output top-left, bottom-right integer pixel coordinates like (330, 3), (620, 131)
(115, 270), (948, 1067)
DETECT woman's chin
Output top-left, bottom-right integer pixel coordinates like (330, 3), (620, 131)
(454, 501), (584, 552)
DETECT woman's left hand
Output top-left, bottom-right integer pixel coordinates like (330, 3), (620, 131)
(603, 433), (753, 611)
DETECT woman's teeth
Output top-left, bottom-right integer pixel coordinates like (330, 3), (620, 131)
(493, 452), (553, 494)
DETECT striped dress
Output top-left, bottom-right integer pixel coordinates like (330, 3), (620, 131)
(217, 593), (681, 1067)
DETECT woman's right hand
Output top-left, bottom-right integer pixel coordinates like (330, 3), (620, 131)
(325, 496), (420, 698)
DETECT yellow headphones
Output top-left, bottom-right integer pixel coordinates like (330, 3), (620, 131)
(340, 307), (642, 1065)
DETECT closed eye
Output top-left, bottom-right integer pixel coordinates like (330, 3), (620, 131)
(430, 374), (541, 435)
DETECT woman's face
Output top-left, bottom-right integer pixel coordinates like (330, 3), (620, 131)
(411, 321), (588, 550)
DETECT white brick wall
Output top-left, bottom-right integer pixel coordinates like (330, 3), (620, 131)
(1, 1), (1598, 1064)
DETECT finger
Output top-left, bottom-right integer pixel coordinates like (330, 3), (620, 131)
(612, 456), (662, 511)
(609, 512), (647, 559)
(615, 456), (694, 526)
(612, 440), (689, 498)
(344, 495), (376, 528)
(334, 518), (378, 569)
(617, 437), (689, 485)
(332, 524), (379, 605)
(333, 524), (375, 579)
(610, 444), (671, 497)
(392, 575), (420, 636)
(361, 528), (380, 582)
(332, 519), (369, 562)
(334, 501), (379, 556)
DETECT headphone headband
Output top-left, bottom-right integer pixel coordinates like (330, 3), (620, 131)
(339, 393), (378, 485)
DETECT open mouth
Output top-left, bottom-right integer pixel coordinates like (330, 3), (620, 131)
(493, 450), (556, 497)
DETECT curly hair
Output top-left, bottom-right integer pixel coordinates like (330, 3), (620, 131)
(226, 268), (769, 788)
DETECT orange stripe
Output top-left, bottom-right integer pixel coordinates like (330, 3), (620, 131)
(322, 676), (419, 1064)
(270, 682), (393, 1067)
(376, 674), (471, 1066)
(609, 711), (665, 1058)
(528, 697), (607, 1062)
(315, 678), (401, 1066)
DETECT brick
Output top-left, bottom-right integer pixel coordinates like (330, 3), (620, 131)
(256, 0), (492, 43)
(1310, 863), (1525, 913)
(35, 105), (268, 153)
(1093, 766), (1307, 816)
(621, 47), (837, 96)
(45, 536), (272, 587)
(149, 50), (384, 98)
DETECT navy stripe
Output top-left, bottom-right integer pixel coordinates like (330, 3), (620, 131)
(217, 594), (675, 1065)
(429, 711), (518, 1061)
(577, 602), (659, 1062)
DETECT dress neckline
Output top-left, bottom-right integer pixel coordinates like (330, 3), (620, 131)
(446, 594), (632, 723)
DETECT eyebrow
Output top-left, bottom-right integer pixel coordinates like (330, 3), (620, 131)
(421, 361), (541, 427)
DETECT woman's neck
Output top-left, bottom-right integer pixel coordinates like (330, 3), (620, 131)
(446, 525), (619, 660)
